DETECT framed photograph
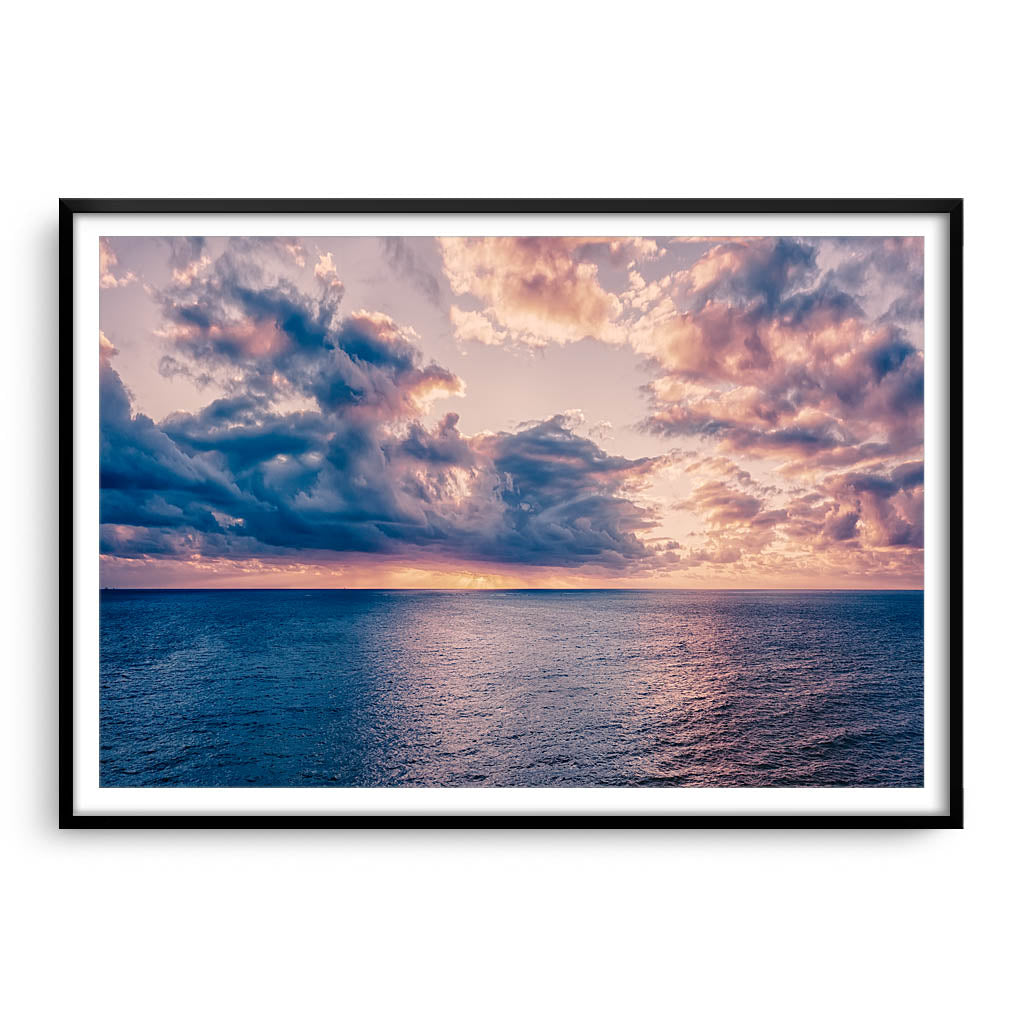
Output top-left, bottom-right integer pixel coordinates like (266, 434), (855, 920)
(61, 199), (962, 827)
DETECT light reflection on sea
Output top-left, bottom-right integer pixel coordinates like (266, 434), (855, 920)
(100, 589), (923, 787)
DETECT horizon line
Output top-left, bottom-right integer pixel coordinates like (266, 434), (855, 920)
(100, 585), (924, 593)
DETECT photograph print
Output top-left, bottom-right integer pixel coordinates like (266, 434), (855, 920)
(65, 201), (961, 824)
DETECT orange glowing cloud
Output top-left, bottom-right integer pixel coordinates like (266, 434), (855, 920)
(441, 236), (630, 345)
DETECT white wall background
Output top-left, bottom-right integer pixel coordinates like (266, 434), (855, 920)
(3, 2), (1018, 1021)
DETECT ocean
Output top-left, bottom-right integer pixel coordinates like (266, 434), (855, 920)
(99, 589), (924, 788)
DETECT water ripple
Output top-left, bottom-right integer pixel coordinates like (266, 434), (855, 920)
(100, 589), (923, 788)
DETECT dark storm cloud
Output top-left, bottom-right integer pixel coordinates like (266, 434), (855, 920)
(387, 412), (475, 468)
(102, 373), (671, 569)
(100, 248), (671, 572)
(470, 414), (677, 569)
(162, 404), (333, 473)
(487, 413), (654, 506)
(100, 359), (235, 503)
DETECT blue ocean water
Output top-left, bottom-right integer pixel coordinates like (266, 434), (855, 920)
(99, 589), (923, 787)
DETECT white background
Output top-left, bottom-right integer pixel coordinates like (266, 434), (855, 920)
(3, 2), (1019, 1022)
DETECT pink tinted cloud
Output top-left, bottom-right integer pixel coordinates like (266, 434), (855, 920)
(99, 238), (137, 289)
(638, 237), (923, 468)
(100, 234), (927, 587)
(639, 238), (924, 582)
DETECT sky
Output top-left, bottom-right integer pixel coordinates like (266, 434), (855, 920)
(98, 234), (925, 589)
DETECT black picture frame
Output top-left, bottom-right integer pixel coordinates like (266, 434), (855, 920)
(60, 198), (964, 829)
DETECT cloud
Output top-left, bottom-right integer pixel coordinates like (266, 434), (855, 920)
(313, 250), (344, 292)
(439, 237), (640, 345)
(469, 414), (677, 568)
(153, 245), (461, 422)
(100, 234), (926, 586)
(100, 362), (242, 545)
(99, 238), (137, 289)
(449, 306), (508, 347)
(99, 330), (117, 359)
(166, 237), (206, 269)
(162, 237), (209, 285)
(380, 237), (441, 305)
(683, 237), (818, 309)
(668, 449), (923, 579)
(636, 237), (924, 482)
(100, 243), (672, 574)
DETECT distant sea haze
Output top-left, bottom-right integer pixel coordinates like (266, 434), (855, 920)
(100, 589), (924, 788)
